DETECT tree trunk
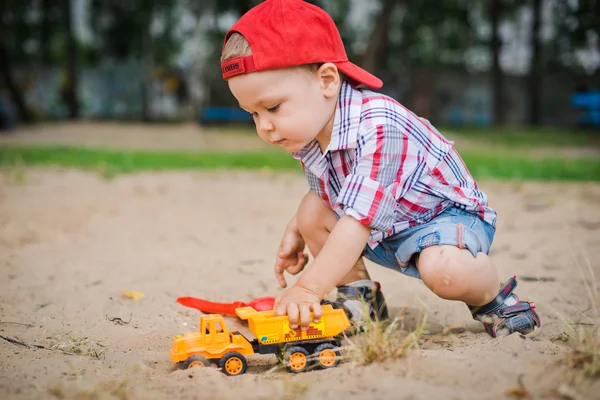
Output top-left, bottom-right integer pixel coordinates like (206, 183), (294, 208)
(490, 0), (505, 126)
(361, 0), (399, 74)
(40, 0), (51, 66)
(0, 12), (33, 123)
(240, 0), (254, 15)
(139, 0), (155, 121)
(528, 0), (542, 126)
(0, 47), (34, 123)
(65, 0), (79, 119)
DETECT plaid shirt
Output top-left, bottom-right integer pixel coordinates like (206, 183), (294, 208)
(293, 82), (497, 248)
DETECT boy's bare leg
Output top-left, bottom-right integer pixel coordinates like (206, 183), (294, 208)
(296, 191), (370, 285)
(416, 245), (500, 306)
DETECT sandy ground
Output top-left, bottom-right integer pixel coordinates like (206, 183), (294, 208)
(1, 124), (600, 399)
(0, 122), (270, 152)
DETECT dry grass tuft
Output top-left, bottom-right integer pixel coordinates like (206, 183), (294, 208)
(49, 332), (106, 360)
(557, 251), (600, 383)
(346, 304), (429, 365)
(562, 323), (600, 379)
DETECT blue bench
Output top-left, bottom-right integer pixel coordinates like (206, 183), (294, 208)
(198, 107), (252, 125)
(571, 91), (600, 127)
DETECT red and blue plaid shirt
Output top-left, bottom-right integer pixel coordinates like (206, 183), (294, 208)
(293, 82), (497, 249)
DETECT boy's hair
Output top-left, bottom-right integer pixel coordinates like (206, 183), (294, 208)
(221, 33), (251, 62)
(221, 32), (346, 79)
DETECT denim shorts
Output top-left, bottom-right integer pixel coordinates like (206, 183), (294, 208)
(362, 207), (496, 280)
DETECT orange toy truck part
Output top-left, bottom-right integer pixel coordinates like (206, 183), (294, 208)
(170, 313), (254, 363)
(170, 304), (350, 375)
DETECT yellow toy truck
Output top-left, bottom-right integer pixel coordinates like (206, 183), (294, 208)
(170, 304), (350, 376)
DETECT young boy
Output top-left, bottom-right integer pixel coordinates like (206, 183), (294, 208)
(220, 0), (541, 338)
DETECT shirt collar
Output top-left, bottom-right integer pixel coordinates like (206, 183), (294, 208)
(293, 81), (362, 161)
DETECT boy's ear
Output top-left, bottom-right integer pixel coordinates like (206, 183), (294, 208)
(316, 63), (341, 97)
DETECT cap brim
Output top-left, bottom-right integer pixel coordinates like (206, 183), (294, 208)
(336, 61), (383, 89)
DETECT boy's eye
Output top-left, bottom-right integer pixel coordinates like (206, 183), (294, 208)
(266, 104), (280, 113)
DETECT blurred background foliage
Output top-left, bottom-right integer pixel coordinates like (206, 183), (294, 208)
(0, 0), (599, 128)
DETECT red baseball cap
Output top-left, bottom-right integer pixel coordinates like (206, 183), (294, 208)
(221, 0), (383, 89)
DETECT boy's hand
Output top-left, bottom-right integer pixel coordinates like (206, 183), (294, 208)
(274, 284), (323, 330)
(274, 229), (308, 288)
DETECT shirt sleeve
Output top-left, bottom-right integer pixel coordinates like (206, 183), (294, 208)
(336, 124), (425, 232)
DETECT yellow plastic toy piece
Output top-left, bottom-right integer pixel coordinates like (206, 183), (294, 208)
(122, 290), (144, 300)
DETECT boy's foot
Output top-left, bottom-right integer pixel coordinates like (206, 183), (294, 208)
(322, 280), (389, 334)
(469, 276), (541, 338)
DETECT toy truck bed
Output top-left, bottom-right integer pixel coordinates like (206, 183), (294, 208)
(235, 304), (350, 346)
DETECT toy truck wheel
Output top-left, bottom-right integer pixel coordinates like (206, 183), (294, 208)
(285, 346), (311, 373)
(314, 343), (341, 369)
(182, 355), (210, 369)
(219, 352), (248, 376)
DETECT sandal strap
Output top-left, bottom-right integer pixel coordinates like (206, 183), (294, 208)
(469, 275), (518, 317)
(337, 285), (375, 300)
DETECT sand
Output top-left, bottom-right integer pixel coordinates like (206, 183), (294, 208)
(1, 123), (599, 399)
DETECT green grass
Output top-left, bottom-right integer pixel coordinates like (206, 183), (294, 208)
(0, 145), (599, 181)
(203, 124), (600, 149)
(438, 126), (599, 148)
(460, 153), (600, 181)
(0, 146), (301, 177)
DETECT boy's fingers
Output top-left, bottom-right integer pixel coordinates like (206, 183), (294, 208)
(274, 262), (287, 288)
(286, 261), (304, 275)
(287, 303), (299, 329)
(275, 273), (287, 288)
(273, 295), (284, 315)
(278, 242), (294, 257)
(299, 304), (311, 330)
(286, 266), (301, 275)
(311, 303), (324, 323)
(297, 251), (308, 264)
(285, 252), (306, 275)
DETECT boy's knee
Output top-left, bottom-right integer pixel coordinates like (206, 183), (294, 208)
(417, 246), (469, 299)
(297, 191), (335, 236)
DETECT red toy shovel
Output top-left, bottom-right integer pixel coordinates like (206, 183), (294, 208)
(176, 296), (276, 316)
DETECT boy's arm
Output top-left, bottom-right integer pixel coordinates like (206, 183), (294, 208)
(274, 213), (309, 288)
(295, 214), (370, 298)
(273, 214), (370, 329)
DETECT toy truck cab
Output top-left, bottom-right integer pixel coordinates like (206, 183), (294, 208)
(170, 314), (254, 375)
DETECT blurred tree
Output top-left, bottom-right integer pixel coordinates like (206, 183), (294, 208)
(214, 0), (257, 15)
(89, 0), (182, 119)
(385, 0), (475, 70)
(552, 0), (600, 74)
(528, 0), (542, 126)
(64, 0), (80, 119)
(1, 0), (91, 121)
(89, 0), (181, 64)
(490, 0), (505, 126)
(0, 0), (36, 122)
(472, 0), (521, 126)
(375, 0), (476, 118)
(0, 44), (33, 122)
(361, 0), (399, 73)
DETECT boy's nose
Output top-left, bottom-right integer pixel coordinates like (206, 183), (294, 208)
(258, 116), (275, 134)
